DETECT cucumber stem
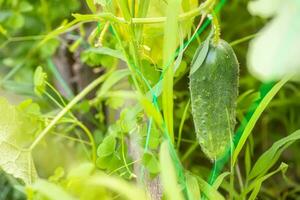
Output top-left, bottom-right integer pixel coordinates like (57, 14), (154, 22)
(212, 12), (221, 46)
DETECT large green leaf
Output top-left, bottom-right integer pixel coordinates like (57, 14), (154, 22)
(0, 98), (40, 184)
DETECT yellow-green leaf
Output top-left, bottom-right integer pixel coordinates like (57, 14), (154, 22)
(160, 141), (184, 200)
(162, 0), (181, 143)
(0, 98), (39, 184)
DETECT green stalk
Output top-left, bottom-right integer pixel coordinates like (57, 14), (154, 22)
(162, 0), (181, 143)
(44, 89), (96, 163)
(46, 59), (74, 99)
(212, 12), (221, 46)
(177, 99), (190, 149)
(72, 0), (214, 25)
(29, 70), (112, 151)
(105, 1), (146, 94)
(135, 0), (150, 41)
(118, 0), (132, 22)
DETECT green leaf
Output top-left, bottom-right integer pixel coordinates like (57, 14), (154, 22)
(248, 129), (300, 181)
(233, 76), (291, 165)
(141, 60), (160, 85)
(96, 135), (123, 171)
(85, 0), (96, 12)
(245, 144), (252, 177)
(194, 174), (225, 200)
(83, 47), (126, 61)
(142, 152), (160, 174)
(105, 95), (125, 109)
(189, 37), (210, 75)
(97, 69), (130, 97)
(96, 153), (121, 170)
(34, 66), (47, 96)
(118, 0), (131, 21)
(136, 0), (150, 40)
(160, 141), (184, 200)
(19, 1), (33, 12)
(97, 135), (116, 157)
(147, 126), (161, 149)
(246, 163), (288, 200)
(173, 34), (185, 75)
(139, 95), (163, 127)
(0, 24), (8, 37)
(186, 173), (201, 200)
(162, 0), (181, 143)
(48, 167), (65, 183)
(212, 172), (230, 190)
(7, 12), (24, 29)
(237, 90), (260, 111)
(0, 98), (39, 184)
(40, 39), (60, 58)
(69, 38), (82, 52)
(118, 108), (138, 133)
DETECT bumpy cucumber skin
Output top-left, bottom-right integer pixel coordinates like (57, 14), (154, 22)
(190, 39), (239, 160)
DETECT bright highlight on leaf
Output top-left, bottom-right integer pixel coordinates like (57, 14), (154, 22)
(0, 98), (40, 184)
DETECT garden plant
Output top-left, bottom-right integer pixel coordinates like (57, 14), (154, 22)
(1, 0), (300, 199)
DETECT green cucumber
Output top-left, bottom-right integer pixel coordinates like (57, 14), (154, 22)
(189, 39), (239, 160)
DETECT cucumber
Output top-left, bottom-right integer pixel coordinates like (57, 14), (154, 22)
(189, 39), (239, 160)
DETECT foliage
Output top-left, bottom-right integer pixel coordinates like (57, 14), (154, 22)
(1, 0), (300, 200)
(0, 98), (41, 184)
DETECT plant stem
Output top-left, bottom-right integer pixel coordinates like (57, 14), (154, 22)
(74, 120), (97, 163)
(181, 142), (198, 162)
(121, 132), (136, 178)
(0, 35), (45, 49)
(45, 82), (97, 162)
(109, 23), (143, 94)
(51, 131), (91, 145)
(176, 99), (190, 149)
(46, 82), (68, 106)
(72, 0), (214, 25)
(29, 71), (112, 151)
(236, 163), (244, 191)
(212, 12), (220, 46)
(230, 33), (259, 46)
